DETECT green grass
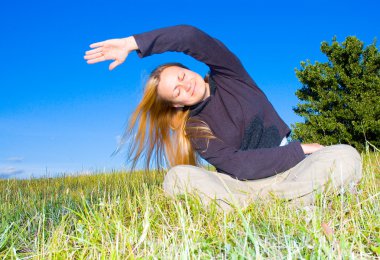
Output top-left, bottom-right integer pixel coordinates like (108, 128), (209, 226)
(0, 152), (379, 259)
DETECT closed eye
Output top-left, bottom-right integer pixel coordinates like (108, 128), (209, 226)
(174, 72), (185, 98)
(174, 87), (180, 98)
(179, 72), (185, 81)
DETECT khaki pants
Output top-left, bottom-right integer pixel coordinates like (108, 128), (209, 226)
(162, 144), (362, 211)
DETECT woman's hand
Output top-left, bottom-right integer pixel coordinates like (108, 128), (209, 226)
(84, 36), (138, 70)
(301, 143), (325, 154)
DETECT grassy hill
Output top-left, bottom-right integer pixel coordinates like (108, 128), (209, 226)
(0, 152), (379, 259)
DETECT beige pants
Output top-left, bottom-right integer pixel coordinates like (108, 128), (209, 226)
(163, 145), (362, 211)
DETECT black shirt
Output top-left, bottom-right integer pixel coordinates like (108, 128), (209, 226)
(134, 25), (305, 180)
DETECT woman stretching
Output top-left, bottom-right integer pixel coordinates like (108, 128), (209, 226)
(84, 25), (362, 211)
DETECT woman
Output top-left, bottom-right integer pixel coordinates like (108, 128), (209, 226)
(84, 25), (362, 211)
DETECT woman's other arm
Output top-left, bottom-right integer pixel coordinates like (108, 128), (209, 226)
(190, 135), (325, 180)
(190, 135), (306, 180)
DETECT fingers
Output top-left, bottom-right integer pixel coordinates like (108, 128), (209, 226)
(85, 47), (102, 55)
(84, 52), (103, 61)
(86, 55), (106, 64)
(84, 43), (105, 64)
(84, 51), (106, 64)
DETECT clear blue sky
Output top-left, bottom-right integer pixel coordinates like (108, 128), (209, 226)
(0, 0), (378, 179)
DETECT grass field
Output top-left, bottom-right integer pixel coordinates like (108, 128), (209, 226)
(0, 152), (379, 259)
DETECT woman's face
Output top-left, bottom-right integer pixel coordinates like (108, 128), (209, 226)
(157, 66), (210, 107)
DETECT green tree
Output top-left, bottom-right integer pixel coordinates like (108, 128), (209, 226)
(292, 36), (380, 151)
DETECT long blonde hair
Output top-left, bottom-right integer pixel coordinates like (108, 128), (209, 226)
(118, 63), (213, 171)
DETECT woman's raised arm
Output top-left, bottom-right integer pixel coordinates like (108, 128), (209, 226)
(84, 36), (138, 70)
(132, 25), (251, 80)
(85, 25), (252, 80)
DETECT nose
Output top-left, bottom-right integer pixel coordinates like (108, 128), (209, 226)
(179, 80), (192, 93)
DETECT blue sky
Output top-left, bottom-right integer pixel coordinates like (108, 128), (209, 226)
(0, 0), (378, 179)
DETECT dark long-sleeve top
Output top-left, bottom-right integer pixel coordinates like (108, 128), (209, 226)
(133, 25), (305, 180)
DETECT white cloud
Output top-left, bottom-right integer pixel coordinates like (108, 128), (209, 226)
(0, 167), (24, 178)
(5, 157), (24, 163)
